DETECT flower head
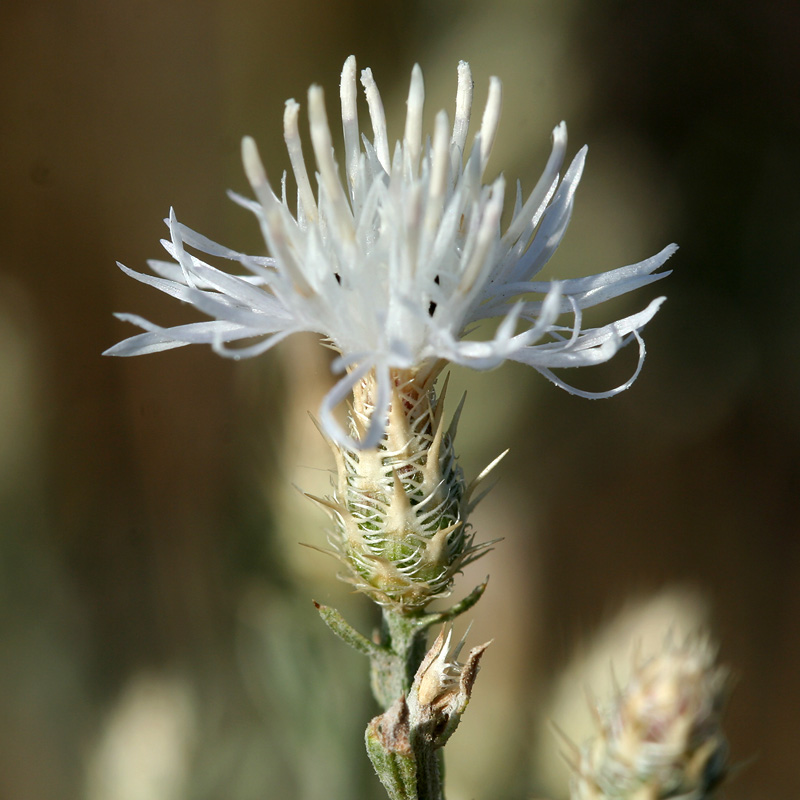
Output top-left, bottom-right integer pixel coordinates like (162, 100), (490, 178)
(570, 635), (729, 800)
(308, 370), (494, 611)
(105, 56), (674, 448)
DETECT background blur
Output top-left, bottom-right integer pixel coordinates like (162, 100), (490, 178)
(1, 1), (798, 798)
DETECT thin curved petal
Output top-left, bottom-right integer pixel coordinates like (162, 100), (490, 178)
(534, 329), (648, 399)
(103, 316), (260, 356)
(319, 361), (374, 448)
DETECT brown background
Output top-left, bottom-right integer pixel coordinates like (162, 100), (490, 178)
(1, 1), (798, 798)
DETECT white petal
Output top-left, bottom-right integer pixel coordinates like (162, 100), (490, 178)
(535, 329), (648, 399)
(319, 361), (372, 448)
(451, 61), (473, 156)
(404, 64), (424, 174)
(360, 68), (391, 173)
(477, 77), (502, 174)
(283, 99), (318, 223)
(104, 317), (258, 356)
(509, 145), (586, 283)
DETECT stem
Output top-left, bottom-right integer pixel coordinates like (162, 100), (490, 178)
(411, 746), (444, 800)
(316, 588), (488, 800)
(369, 581), (488, 711)
(367, 609), (446, 799)
(371, 607), (429, 710)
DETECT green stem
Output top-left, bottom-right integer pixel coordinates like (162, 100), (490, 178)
(370, 581), (488, 711)
(316, 585), (488, 800)
(411, 744), (444, 800)
(370, 608), (430, 710)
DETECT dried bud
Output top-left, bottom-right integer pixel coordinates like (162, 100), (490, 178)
(367, 627), (489, 757)
(570, 635), (729, 800)
(408, 627), (491, 749)
(365, 628), (490, 799)
(309, 367), (496, 612)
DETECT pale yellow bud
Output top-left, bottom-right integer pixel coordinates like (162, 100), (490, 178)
(570, 635), (729, 800)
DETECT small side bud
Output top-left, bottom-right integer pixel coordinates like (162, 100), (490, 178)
(569, 635), (729, 800)
(407, 627), (491, 749)
(365, 626), (490, 799)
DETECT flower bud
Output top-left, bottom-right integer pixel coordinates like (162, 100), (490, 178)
(309, 366), (493, 612)
(365, 627), (490, 799)
(570, 635), (729, 800)
(407, 626), (490, 748)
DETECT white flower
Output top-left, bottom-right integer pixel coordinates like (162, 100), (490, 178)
(105, 56), (674, 448)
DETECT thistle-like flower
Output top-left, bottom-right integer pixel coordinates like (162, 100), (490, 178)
(569, 636), (729, 800)
(105, 56), (674, 450)
(308, 368), (495, 610)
